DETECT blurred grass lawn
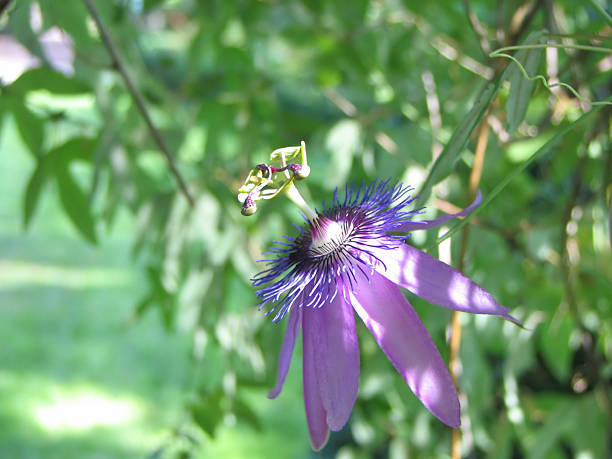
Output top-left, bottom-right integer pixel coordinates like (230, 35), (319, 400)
(0, 116), (309, 458)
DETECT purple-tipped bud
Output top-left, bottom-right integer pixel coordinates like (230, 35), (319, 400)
(288, 163), (311, 180)
(241, 194), (257, 216)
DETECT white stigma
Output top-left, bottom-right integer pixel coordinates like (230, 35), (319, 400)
(310, 217), (347, 255)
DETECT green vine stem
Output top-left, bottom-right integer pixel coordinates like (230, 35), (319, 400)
(489, 42), (612, 107)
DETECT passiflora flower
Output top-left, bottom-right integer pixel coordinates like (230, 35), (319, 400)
(239, 144), (519, 451)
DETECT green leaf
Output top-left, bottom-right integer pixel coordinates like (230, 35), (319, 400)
(23, 137), (96, 235)
(38, 0), (99, 51)
(134, 294), (154, 318)
(190, 392), (224, 438)
(0, 105), (5, 140)
(609, 194), (612, 250)
(5, 0), (47, 60)
(143, 0), (166, 11)
(8, 96), (45, 157)
(143, 265), (175, 329)
(9, 67), (90, 95)
(460, 324), (493, 411)
(233, 397), (262, 432)
(23, 159), (49, 229)
(54, 164), (98, 245)
(528, 397), (577, 459)
(539, 316), (574, 382)
(46, 137), (96, 164)
(505, 32), (545, 134)
(487, 416), (514, 459)
(417, 68), (507, 203)
(568, 395), (607, 459)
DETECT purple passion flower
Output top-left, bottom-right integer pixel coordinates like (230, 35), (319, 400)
(253, 180), (519, 451)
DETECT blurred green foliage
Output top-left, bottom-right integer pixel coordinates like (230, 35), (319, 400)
(0, 0), (611, 457)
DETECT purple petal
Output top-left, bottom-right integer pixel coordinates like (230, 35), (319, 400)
(350, 272), (460, 428)
(302, 290), (360, 431)
(363, 244), (521, 324)
(398, 190), (482, 232)
(268, 305), (302, 399)
(303, 329), (330, 451)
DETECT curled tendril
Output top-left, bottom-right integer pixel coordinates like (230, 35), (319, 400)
(490, 41), (612, 107)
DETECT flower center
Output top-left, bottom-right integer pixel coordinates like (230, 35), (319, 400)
(309, 215), (350, 256)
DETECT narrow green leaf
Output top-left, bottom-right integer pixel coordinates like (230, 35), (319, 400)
(142, 265), (175, 329)
(487, 416), (514, 459)
(8, 96), (45, 157)
(588, 0), (612, 28)
(46, 137), (96, 164)
(55, 165), (98, 244)
(539, 316), (574, 382)
(23, 159), (49, 229)
(233, 397), (262, 432)
(39, 0), (98, 51)
(134, 293), (154, 318)
(6, 0), (47, 61)
(569, 395), (607, 459)
(9, 67), (90, 95)
(528, 397), (577, 459)
(417, 68), (508, 203)
(190, 392), (223, 438)
(0, 105), (5, 140)
(144, 0), (166, 11)
(505, 31), (545, 133)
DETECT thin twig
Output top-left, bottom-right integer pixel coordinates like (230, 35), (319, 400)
(82, 0), (195, 208)
(447, 4), (547, 454)
(449, 119), (489, 459)
(458, 119), (489, 271)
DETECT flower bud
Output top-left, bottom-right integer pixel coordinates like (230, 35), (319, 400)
(288, 163), (311, 180)
(241, 194), (257, 216)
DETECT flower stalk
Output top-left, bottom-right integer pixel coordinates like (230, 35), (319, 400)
(284, 182), (317, 221)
